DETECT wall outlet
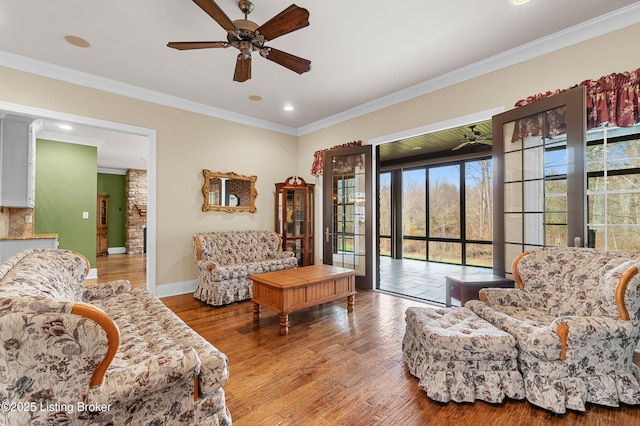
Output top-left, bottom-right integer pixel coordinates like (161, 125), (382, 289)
(25, 214), (32, 223)
(82, 211), (89, 219)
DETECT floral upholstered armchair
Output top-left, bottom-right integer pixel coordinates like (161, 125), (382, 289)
(466, 247), (640, 413)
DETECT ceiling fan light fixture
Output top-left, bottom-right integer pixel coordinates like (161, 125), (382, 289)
(238, 40), (253, 58)
(168, 1), (311, 82)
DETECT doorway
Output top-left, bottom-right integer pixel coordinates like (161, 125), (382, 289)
(372, 108), (503, 303)
(0, 100), (157, 293)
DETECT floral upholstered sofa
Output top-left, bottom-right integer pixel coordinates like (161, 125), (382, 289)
(466, 247), (640, 414)
(0, 249), (231, 425)
(193, 231), (298, 306)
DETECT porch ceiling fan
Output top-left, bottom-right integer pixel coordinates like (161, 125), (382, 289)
(451, 125), (492, 151)
(167, 0), (311, 82)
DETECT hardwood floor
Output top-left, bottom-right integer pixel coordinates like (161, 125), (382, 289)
(91, 258), (640, 424)
(84, 253), (147, 288)
(162, 291), (640, 426)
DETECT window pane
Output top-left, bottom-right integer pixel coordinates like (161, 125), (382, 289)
(588, 194), (605, 224)
(545, 224), (567, 247)
(545, 194), (566, 213)
(403, 239), (426, 260)
(606, 173), (640, 191)
(429, 165), (460, 238)
(379, 237), (391, 256)
(403, 169), (426, 236)
(379, 172), (391, 235)
(465, 160), (492, 241)
(606, 226), (640, 253)
(428, 241), (461, 263)
(607, 193), (640, 224)
(466, 243), (492, 267)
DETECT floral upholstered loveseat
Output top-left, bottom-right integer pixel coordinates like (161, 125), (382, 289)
(466, 247), (640, 414)
(193, 231), (298, 306)
(0, 249), (231, 425)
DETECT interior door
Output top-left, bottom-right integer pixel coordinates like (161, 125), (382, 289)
(492, 86), (586, 277)
(323, 144), (373, 289)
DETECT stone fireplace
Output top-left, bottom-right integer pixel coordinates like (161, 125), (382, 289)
(126, 169), (147, 255)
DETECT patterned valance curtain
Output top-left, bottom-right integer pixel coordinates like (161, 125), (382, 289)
(513, 67), (640, 139)
(310, 140), (362, 176)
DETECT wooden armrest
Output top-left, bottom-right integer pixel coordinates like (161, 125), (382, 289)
(615, 266), (639, 321)
(71, 304), (120, 387)
(194, 236), (202, 261)
(555, 323), (569, 361)
(511, 251), (531, 290)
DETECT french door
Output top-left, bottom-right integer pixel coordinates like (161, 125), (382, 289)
(322, 145), (373, 289)
(492, 86), (587, 276)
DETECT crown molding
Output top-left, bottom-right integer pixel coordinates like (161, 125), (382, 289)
(296, 3), (640, 136)
(1, 3), (639, 138)
(0, 51), (298, 136)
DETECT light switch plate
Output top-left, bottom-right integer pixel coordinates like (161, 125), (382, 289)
(82, 211), (89, 219)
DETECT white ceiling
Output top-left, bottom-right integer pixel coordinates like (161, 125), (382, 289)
(1, 0), (640, 169)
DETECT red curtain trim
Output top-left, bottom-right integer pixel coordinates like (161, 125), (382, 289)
(515, 67), (640, 131)
(310, 140), (362, 176)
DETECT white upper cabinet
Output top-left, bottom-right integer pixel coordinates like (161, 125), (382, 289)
(0, 116), (37, 208)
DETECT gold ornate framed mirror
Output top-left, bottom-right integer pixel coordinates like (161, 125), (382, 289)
(201, 170), (258, 213)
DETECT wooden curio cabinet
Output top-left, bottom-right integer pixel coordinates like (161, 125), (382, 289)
(275, 176), (315, 266)
(96, 194), (109, 256)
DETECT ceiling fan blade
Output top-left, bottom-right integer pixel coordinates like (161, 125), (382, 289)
(256, 4), (309, 41)
(193, 0), (236, 32)
(452, 141), (470, 151)
(263, 47), (311, 74)
(167, 41), (228, 50)
(233, 55), (252, 82)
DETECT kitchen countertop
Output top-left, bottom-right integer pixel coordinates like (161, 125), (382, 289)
(0, 233), (59, 240)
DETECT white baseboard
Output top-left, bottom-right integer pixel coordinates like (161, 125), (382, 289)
(87, 268), (98, 280)
(108, 247), (126, 254)
(155, 279), (198, 298)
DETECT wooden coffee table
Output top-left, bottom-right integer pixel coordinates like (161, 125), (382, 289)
(250, 264), (356, 335)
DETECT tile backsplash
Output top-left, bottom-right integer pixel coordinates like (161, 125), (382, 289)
(0, 207), (34, 237)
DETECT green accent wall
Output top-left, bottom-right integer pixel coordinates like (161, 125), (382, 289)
(34, 139), (97, 267)
(97, 173), (126, 248)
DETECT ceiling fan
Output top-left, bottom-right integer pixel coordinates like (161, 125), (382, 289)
(451, 125), (492, 151)
(168, 0), (311, 82)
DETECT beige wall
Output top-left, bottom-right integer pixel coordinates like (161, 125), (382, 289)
(295, 24), (640, 182)
(0, 67), (298, 287)
(1, 23), (639, 290)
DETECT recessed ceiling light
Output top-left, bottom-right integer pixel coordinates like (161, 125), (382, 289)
(56, 123), (73, 130)
(412, 146), (422, 150)
(283, 105), (294, 112)
(64, 35), (90, 48)
(511, 0), (530, 5)
(248, 95), (262, 101)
